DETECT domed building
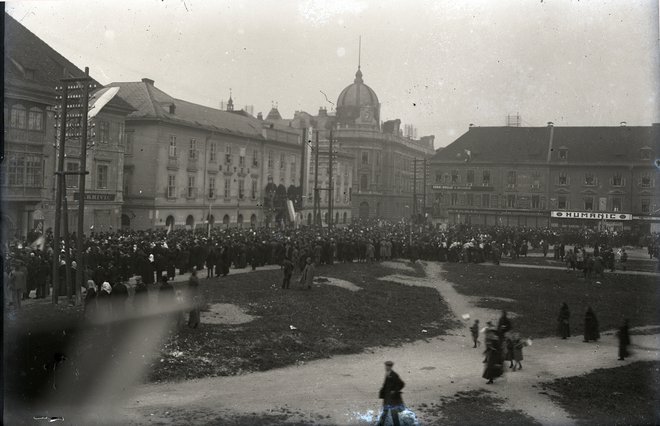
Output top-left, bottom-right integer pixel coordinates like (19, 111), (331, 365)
(269, 65), (436, 223)
(335, 67), (380, 130)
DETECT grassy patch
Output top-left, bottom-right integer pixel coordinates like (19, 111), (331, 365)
(416, 389), (540, 425)
(150, 262), (458, 381)
(442, 264), (659, 338)
(501, 256), (659, 273)
(542, 361), (660, 425)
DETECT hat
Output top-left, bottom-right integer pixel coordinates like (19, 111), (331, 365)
(384, 361), (394, 366)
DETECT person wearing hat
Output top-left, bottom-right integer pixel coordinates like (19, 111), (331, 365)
(378, 361), (405, 426)
(299, 257), (315, 290)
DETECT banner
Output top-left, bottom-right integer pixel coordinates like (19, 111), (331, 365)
(551, 211), (632, 221)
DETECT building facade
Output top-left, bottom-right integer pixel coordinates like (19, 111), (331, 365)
(62, 88), (134, 232)
(110, 79), (302, 230)
(429, 123), (660, 232)
(272, 66), (435, 222)
(2, 13), (133, 238)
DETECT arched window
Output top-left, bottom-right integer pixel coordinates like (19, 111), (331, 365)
(324, 212), (329, 224)
(237, 214), (244, 226)
(165, 215), (175, 231)
(307, 213), (312, 225)
(10, 104), (26, 129)
(185, 215), (194, 229)
(207, 214), (215, 226)
(223, 214), (230, 226)
(250, 214), (257, 226)
(121, 214), (131, 229)
(342, 212), (347, 224)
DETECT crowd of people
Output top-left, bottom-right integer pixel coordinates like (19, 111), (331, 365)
(4, 221), (658, 308)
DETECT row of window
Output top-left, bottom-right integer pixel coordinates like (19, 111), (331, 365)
(167, 174), (258, 200)
(360, 151), (382, 167)
(168, 136), (298, 173)
(435, 169), (654, 188)
(7, 104), (44, 131)
(64, 161), (109, 190)
(556, 147), (653, 161)
(435, 191), (653, 214)
(3, 153), (43, 187)
(436, 193), (544, 209)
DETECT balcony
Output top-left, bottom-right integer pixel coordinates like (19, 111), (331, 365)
(5, 128), (47, 145)
(3, 185), (43, 199)
(167, 157), (179, 170)
(187, 157), (198, 172)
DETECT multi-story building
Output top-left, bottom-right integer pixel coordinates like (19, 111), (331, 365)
(429, 123), (660, 232)
(272, 66), (436, 222)
(2, 13), (131, 237)
(63, 88), (134, 232)
(108, 79), (302, 230)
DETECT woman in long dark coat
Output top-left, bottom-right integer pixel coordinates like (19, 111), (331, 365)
(482, 327), (504, 384)
(583, 306), (600, 342)
(558, 302), (571, 339)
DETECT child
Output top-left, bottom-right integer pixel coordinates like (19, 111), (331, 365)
(470, 319), (480, 348)
(512, 332), (527, 371)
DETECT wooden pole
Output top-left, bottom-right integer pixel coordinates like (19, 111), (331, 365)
(52, 83), (68, 304)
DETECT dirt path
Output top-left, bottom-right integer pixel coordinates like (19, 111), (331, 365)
(115, 261), (659, 425)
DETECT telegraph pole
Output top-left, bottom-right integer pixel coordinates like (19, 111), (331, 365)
(412, 158), (418, 222)
(52, 82), (68, 304)
(75, 67), (91, 305)
(328, 129), (334, 228)
(313, 130), (320, 227)
(422, 158), (427, 221)
(299, 128), (307, 214)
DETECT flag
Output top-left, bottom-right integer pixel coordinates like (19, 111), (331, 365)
(30, 236), (46, 251)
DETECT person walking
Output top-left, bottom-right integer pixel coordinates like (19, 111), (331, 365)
(188, 268), (201, 328)
(482, 325), (503, 384)
(497, 310), (512, 343)
(558, 302), (571, 339)
(281, 257), (294, 290)
(470, 319), (481, 348)
(299, 257), (315, 290)
(378, 361), (405, 426)
(84, 280), (98, 319)
(511, 332), (526, 371)
(583, 306), (600, 342)
(617, 319), (631, 360)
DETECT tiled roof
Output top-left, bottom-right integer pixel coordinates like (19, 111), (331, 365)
(4, 13), (93, 95)
(432, 125), (660, 164)
(108, 80), (297, 139)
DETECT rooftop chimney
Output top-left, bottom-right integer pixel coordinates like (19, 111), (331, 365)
(142, 78), (155, 86)
(620, 121), (627, 127)
(257, 112), (263, 120)
(318, 107), (327, 117)
(547, 121), (554, 127)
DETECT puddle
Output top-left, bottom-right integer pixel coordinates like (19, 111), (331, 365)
(314, 277), (362, 292)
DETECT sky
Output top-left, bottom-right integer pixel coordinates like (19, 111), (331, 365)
(6, 0), (660, 148)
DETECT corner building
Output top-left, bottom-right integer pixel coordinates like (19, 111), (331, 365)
(429, 123), (660, 232)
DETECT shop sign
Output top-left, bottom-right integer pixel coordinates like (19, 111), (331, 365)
(551, 211), (631, 221)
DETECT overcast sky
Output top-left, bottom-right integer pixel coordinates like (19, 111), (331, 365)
(6, 0), (660, 147)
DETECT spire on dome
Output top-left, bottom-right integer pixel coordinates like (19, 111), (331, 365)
(354, 36), (363, 83)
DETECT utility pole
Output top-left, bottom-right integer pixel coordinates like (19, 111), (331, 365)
(422, 158), (427, 221)
(328, 129), (334, 228)
(412, 158), (418, 222)
(62, 195), (72, 302)
(52, 82), (68, 304)
(313, 130), (320, 227)
(299, 127), (307, 215)
(75, 67), (91, 305)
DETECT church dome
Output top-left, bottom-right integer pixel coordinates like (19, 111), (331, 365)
(336, 68), (379, 108)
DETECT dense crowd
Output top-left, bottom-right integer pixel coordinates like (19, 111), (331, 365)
(4, 221), (659, 306)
